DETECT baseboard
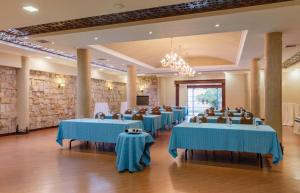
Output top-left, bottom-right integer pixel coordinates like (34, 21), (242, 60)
(0, 126), (58, 138)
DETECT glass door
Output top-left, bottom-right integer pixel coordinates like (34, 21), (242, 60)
(188, 87), (223, 115)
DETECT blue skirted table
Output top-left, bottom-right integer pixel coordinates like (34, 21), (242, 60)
(169, 123), (283, 166)
(173, 109), (185, 124)
(56, 119), (143, 148)
(106, 114), (161, 136)
(198, 112), (242, 117)
(172, 106), (188, 116)
(115, 132), (154, 172)
(161, 112), (174, 130)
(190, 116), (263, 125)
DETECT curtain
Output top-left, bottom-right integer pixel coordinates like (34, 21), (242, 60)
(294, 104), (300, 134)
(282, 103), (295, 126)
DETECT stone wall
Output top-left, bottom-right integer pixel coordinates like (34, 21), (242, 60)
(137, 76), (159, 106)
(0, 66), (17, 134)
(29, 71), (76, 129)
(0, 67), (126, 133)
(91, 79), (126, 113)
(30, 71), (126, 129)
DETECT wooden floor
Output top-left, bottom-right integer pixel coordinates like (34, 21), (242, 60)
(0, 127), (300, 193)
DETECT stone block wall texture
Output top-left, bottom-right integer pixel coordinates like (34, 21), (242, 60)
(30, 71), (127, 130)
(29, 71), (76, 129)
(0, 66), (127, 133)
(137, 76), (159, 106)
(91, 79), (126, 114)
(0, 66), (17, 134)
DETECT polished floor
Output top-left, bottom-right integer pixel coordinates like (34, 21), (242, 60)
(0, 126), (300, 193)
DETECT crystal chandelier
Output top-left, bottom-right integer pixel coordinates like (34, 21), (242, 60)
(160, 38), (195, 77)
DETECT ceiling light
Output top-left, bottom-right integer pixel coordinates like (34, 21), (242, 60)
(99, 68), (103, 71)
(198, 72), (202, 75)
(45, 56), (52, 59)
(215, 24), (220, 28)
(51, 42), (55, 45)
(94, 37), (99, 41)
(149, 31), (153, 35)
(23, 6), (39, 13)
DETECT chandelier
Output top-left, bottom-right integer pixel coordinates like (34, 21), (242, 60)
(160, 38), (195, 77)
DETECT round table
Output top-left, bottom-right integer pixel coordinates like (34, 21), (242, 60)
(115, 132), (154, 172)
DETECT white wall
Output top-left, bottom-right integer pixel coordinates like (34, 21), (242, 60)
(0, 52), (127, 83)
(282, 63), (300, 104)
(225, 72), (249, 109)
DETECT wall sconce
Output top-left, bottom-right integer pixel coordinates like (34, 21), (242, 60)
(57, 78), (65, 89)
(139, 85), (144, 94)
(106, 81), (113, 90)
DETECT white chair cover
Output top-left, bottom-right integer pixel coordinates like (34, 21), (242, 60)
(120, 102), (127, 114)
(282, 103), (295, 126)
(93, 103), (110, 118)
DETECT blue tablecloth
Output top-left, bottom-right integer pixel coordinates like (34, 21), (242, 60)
(215, 110), (238, 113)
(115, 132), (154, 172)
(169, 123), (282, 164)
(172, 106), (188, 116)
(173, 109), (184, 123)
(56, 119), (143, 146)
(191, 116), (263, 125)
(106, 114), (161, 135)
(198, 112), (242, 117)
(161, 112), (174, 129)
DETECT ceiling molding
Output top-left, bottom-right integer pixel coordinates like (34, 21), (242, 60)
(3, 0), (292, 37)
(89, 45), (156, 71)
(283, 51), (300, 68)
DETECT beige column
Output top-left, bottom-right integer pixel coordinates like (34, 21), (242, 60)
(265, 32), (282, 142)
(127, 65), (137, 109)
(16, 56), (30, 132)
(76, 48), (91, 118)
(250, 58), (260, 117)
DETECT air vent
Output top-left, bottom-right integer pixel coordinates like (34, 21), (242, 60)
(97, 58), (109, 61)
(36, 39), (50, 44)
(285, 44), (297, 48)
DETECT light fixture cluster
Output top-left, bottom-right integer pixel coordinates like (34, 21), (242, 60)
(161, 51), (195, 77)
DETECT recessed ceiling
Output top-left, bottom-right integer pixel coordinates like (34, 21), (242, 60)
(103, 31), (243, 68)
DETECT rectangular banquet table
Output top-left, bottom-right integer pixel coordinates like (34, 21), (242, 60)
(56, 119), (144, 146)
(198, 112), (242, 117)
(161, 112), (174, 129)
(105, 114), (161, 135)
(172, 106), (188, 116)
(173, 109), (185, 123)
(193, 116), (263, 125)
(168, 122), (282, 164)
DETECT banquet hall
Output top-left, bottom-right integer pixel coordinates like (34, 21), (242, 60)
(0, 1), (300, 193)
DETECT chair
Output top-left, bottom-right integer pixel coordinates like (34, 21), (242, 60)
(95, 112), (105, 119)
(138, 109), (147, 114)
(240, 117), (253, 124)
(228, 112), (234, 117)
(208, 112), (215, 116)
(152, 106), (160, 111)
(217, 116), (226, 123)
(112, 113), (123, 119)
(132, 114), (144, 120)
(124, 109), (132, 114)
(165, 106), (173, 112)
(199, 116), (208, 123)
(151, 110), (161, 115)
(190, 116), (197, 123)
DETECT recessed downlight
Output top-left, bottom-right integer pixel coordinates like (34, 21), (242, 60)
(215, 24), (220, 28)
(94, 37), (99, 41)
(45, 56), (52, 59)
(149, 31), (153, 35)
(51, 42), (55, 45)
(23, 6), (39, 13)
